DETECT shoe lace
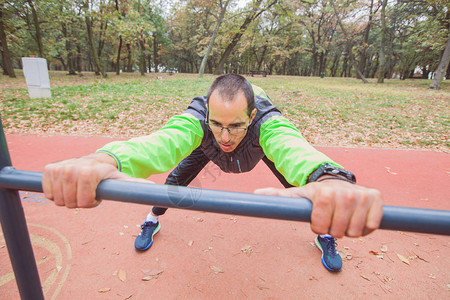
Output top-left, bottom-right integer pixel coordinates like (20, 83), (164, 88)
(140, 221), (155, 235)
(323, 236), (339, 255)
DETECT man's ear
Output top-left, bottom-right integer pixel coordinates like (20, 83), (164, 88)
(249, 108), (257, 125)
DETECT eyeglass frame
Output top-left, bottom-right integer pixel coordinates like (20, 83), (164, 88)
(205, 111), (251, 136)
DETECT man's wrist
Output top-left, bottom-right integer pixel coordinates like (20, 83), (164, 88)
(315, 175), (356, 184)
(308, 163), (356, 183)
(84, 153), (118, 169)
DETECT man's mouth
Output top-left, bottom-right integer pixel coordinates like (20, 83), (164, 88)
(219, 143), (233, 151)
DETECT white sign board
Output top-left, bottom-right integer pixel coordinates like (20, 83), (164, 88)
(22, 57), (52, 98)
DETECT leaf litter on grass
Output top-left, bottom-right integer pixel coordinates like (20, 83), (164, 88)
(2, 73), (448, 152)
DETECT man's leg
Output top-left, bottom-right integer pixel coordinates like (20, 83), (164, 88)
(135, 148), (210, 250)
(262, 156), (343, 272)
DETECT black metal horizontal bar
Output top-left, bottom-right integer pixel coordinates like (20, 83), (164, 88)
(1, 167), (449, 236)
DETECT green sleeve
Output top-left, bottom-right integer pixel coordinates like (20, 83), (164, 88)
(96, 114), (203, 178)
(259, 116), (343, 187)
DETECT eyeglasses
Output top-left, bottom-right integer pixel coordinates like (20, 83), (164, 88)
(205, 110), (251, 136)
(206, 122), (249, 136)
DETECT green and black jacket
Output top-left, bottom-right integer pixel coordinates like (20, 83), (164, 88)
(97, 87), (342, 187)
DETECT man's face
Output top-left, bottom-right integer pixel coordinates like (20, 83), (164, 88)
(207, 90), (256, 153)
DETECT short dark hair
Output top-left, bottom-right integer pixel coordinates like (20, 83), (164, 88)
(206, 74), (254, 116)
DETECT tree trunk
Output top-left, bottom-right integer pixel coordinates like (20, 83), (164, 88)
(377, 0), (387, 83)
(114, 0), (123, 75)
(216, 0), (277, 74)
(153, 35), (158, 73)
(97, 23), (106, 60)
(139, 38), (146, 76)
(364, 55), (372, 78)
(62, 23), (76, 75)
(84, 2), (106, 77)
(257, 43), (268, 70)
(126, 43), (133, 72)
(340, 44), (350, 77)
(430, 35), (450, 90)
(147, 51), (152, 72)
(57, 56), (67, 70)
(357, 0), (374, 79)
(0, 4), (15, 77)
(76, 43), (83, 73)
(446, 60), (450, 79)
(116, 37), (122, 75)
(330, 0), (368, 83)
(330, 52), (340, 77)
(27, 0), (44, 58)
(371, 54), (378, 78)
(311, 45), (318, 76)
(199, 0), (230, 77)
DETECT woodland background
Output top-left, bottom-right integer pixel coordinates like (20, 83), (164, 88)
(1, 0), (449, 84)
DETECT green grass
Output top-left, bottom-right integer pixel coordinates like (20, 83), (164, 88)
(0, 71), (448, 151)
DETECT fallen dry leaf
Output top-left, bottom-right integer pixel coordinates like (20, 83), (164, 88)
(385, 167), (398, 175)
(241, 245), (253, 256)
(361, 275), (371, 281)
(142, 269), (164, 280)
(210, 266), (224, 274)
(97, 288), (111, 293)
(369, 250), (384, 259)
(397, 253), (410, 265)
(118, 269), (127, 282)
(257, 283), (269, 290)
(143, 269), (164, 276)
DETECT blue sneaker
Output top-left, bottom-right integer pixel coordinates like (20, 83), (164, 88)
(135, 221), (161, 251)
(315, 235), (343, 272)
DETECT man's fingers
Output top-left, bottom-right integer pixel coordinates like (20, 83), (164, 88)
(254, 187), (285, 196)
(255, 183), (384, 238)
(363, 189), (384, 235)
(345, 193), (369, 237)
(254, 186), (311, 199)
(309, 185), (334, 236)
(329, 197), (355, 238)
(42, 164), (54, 201)
(50, 165), (67, 206)
(75, 166), (101, 208)
(62, 165), (79, 208)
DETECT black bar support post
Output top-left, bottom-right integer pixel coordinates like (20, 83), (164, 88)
(0, 119), (45, 300)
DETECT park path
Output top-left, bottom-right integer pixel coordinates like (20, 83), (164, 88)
(1, 134), (449, 299)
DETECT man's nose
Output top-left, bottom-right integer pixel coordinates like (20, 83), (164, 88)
(220, 128), (231, 142)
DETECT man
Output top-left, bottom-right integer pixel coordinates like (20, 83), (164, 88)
(43, 74), (383, 272)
